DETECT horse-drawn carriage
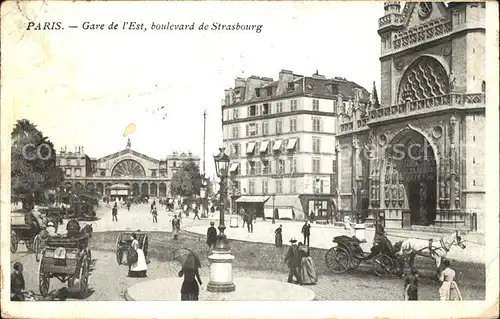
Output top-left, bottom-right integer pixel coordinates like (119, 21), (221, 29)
(325, 229), (467, 277)
(10, 210), (50, 255)
(38, 225), (93, 298)
(115, 231), (149, 265)
(325, 235), (406, 276)
(65, 200), (97, 221)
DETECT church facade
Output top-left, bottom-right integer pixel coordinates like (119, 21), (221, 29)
(56, 141), (200, 199)
(335, 2), (485, 231)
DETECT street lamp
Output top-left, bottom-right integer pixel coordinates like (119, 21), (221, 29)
(272, 193), (276, 224)
(356, 178), (363, 223)
(200, 178), (207, 218)
(207, 147), (235, 293)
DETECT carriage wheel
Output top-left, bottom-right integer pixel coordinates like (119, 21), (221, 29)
(142, 235), (149, 258)
(325, 247), (350, 273)
(78, 255), (90, 298)
(373, 253), (394, 277)
(38, 259), (50, 296)
(10, 232), (19, 253)
(116, 236), (122, 264)
(34, 234), (43, 262)
(26, 240), (34, 252)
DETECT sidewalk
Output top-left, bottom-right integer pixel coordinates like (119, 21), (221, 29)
(184, 216), (485, 264)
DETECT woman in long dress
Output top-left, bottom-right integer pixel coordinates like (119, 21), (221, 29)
(298, 243), (317, 285)
(128, 234), (147, 278)
(438, 259), (462, 301)
(178, 253), (202, 300)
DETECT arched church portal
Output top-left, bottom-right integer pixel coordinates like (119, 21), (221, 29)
(383, 128), (438, 226)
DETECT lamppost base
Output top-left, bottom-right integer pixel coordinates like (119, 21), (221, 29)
(207, 246), (235, 293)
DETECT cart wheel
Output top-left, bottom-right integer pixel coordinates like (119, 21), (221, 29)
(87, 249), (92, 268)
(10, 232), (19, 253)
(78, 255), (89, 298)
(325, 247), (350, 273)
(26, 240), (34, 252)
(38, 260), (50, 296)
(142, 235), (149, 258)
(34, 234), (43, 262)
(373, 253), (394, 277)
(115, 235), (122, 264)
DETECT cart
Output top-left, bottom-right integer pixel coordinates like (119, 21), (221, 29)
(324, 235), (406, 277)
(115, 231), (149, 265)
(11, 211), (43, 254)
(38, 234), (92, 298)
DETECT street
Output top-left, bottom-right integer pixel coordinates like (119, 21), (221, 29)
(11, 203), (486, 301)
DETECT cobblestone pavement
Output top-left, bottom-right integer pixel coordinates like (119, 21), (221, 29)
(11, 203), (484, 301)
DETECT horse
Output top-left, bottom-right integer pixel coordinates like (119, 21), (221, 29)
(396, 230), (467, 276)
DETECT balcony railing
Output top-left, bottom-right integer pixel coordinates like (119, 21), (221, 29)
(393, 18), (452, 51)
(369, 93), (485, 122)
(378, 13), (404, 29)
(338, 93), (485, 134)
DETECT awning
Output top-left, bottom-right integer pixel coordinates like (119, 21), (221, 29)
(229, 163), (239, 173)
(246, 142), (256, 153)
(235, 195), (270, 203)
(273, 140), (283, 151)
(286, 138), (297, 150)
(259, 141), (269, 153)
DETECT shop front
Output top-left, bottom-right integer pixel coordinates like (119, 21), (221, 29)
(299, 194), (335, 223)
(234, 196), (270, 219)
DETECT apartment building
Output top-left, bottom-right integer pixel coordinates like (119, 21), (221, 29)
(221, 70), (369, 221)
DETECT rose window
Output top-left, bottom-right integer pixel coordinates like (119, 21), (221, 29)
(112, 159), (145, 177)
(397, 56), (450, 104)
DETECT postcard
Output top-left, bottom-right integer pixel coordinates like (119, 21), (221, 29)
(1, 1), (498, 318)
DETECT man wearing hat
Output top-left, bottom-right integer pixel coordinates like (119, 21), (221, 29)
(284, 237), (301, 284)
(206, 221), (218, 251)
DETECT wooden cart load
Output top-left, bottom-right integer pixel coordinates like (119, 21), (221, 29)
(38, 234), (91, 298)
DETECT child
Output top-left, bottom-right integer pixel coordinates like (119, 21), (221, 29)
(403, 268), (419, 300)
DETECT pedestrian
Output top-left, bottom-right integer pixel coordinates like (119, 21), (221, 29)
(127, 201), (131, 211)
(206, 221), (218, 251)
(284, 238), (301, 284)
(193, 207), (201, 220)
(298, 244), (317, 285)
(403, 268), (419, 301)
(343, 214), (352, 230)
(112, 203), (118, 222)
(246, 212), (253, 233)
(438, 259), (462, 301)
(151, 200), (156, 212)
(11, 262), (26, 301)
(178, 253), (202, 301)
(242, 210), (247, 229)
(210, 205), (215, 216)
(274, 224), (283, 247)
(152, 206), (158, 223)
(301, 220), (311, 246)
(172, 215), (181, 240)
(309, 210), (315, 223)
(128, 234), (147, 278)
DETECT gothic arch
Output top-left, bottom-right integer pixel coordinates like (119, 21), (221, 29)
(397, 56), (450, 104)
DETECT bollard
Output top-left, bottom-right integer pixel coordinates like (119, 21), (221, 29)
(354, 224), (367, 243)
(230, 217), (239, 228)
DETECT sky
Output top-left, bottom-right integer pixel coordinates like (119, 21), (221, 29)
(2, 1), (383, 177)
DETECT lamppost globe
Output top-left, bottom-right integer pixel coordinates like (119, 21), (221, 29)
(213, 147), (230, 179)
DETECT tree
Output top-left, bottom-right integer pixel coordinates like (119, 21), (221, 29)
(11, 119), (64, 209)
(170, 161), (202, 198)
